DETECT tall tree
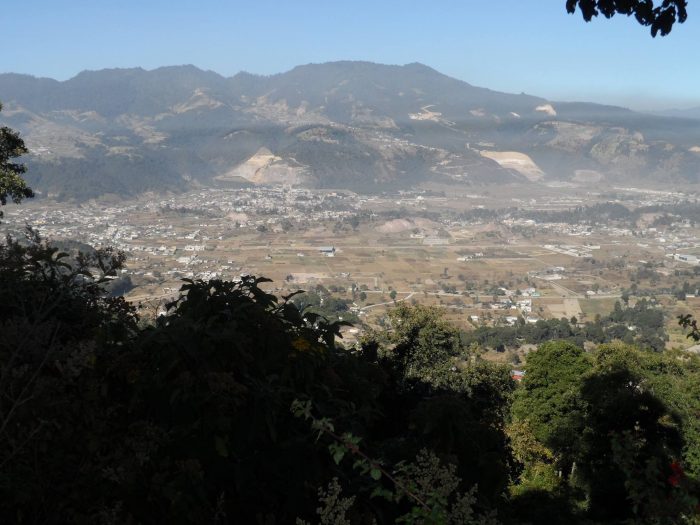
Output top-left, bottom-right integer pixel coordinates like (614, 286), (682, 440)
(0, 103), (33, 219)
(511, 341), (591, 477)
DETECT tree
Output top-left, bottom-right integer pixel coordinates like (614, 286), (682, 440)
(567, 0), (688, 36)
(387, 304), (462, 383)
(512, 341), (698, 522)
(0, 231), (138, 522)
(280, 218), (293, 232)
(0, 103), (34, 219)
(375, 303), (516, 506)
(621, 290), (630, 305)
(511, 341), (591, 477)
(389, 289), (397, 302)
(573, 343), (691, 522)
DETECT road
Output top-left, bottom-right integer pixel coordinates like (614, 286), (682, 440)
(359, 292), (415, 311)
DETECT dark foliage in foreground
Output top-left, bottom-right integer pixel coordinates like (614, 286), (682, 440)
(0, 234), (698, 524)
(0, 234), (510, 523)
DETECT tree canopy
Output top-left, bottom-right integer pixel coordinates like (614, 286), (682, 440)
(0, 103), (34, 219)
(510, 340), (699, 524)
(567, 0), (689, 36)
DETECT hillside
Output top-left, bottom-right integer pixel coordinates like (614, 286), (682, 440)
(1, 61), (700, 199)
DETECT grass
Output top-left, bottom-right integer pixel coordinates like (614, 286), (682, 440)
(579, 298), (619, 319)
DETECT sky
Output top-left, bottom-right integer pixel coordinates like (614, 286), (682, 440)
(3, 0), (700, 110)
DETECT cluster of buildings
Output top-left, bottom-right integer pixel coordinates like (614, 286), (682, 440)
(3, 184), (699, 332)
(2, 187), (365, 280)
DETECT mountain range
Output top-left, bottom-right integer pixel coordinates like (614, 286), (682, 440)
(1, 61), (700, 200)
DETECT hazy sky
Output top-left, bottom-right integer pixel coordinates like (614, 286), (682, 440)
(4, 0), (699, 110)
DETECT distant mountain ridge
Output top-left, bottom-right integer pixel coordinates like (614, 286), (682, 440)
(655, 107), (700, 120)
(1, 61), (699, 200)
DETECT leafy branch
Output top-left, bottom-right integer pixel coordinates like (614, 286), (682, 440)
(678, 314), (700, 342)
(291, 399), (430, 511)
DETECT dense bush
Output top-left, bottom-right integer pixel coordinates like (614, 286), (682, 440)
(0, 234), (512, 523)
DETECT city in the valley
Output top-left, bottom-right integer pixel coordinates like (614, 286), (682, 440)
(6, 181), (700, 354)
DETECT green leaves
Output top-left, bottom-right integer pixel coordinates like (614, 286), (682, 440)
(0, 104), (33, 215)
(291, 398), (313, 420)
(329, 442), (346, 465)
(386, 303), (463, 384)
(678, 313), (700, 342)
(511, 341), (700, 522)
